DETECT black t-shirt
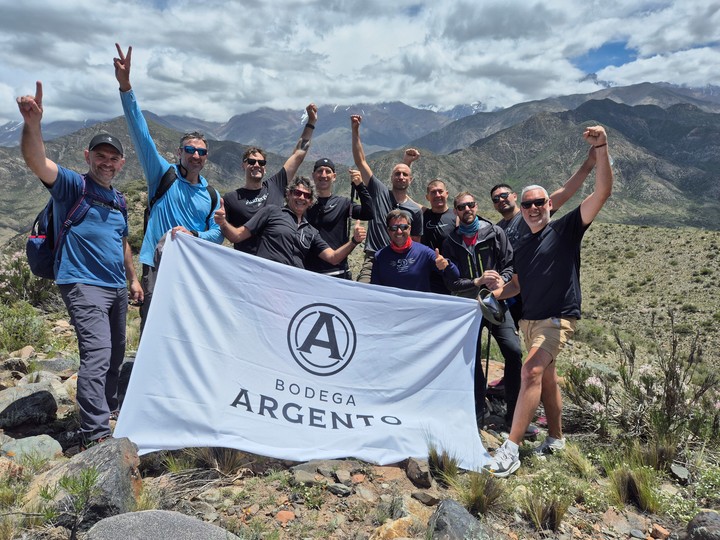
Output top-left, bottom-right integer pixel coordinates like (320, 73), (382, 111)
(223, 168), (288, 254)
(305, 183), (373, 274)
(513, 206), (588, 320)
(245, 206), (330, 269)
(421, 207), (455, 294)
(365, 175), (423, 253)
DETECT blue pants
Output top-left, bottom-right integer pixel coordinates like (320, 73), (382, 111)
(60, 283), (127, 443)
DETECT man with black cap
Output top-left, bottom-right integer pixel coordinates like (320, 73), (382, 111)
(17, 81), (142, 451)
(222, 107), (318, 256)
(305, 158), (373, 279)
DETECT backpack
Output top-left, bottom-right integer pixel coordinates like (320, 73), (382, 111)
(26, 176), (127, 280)
(143, 166), (218, 233)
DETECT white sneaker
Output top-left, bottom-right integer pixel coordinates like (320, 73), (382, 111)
(483, 440), (521, 478)
(534, 436), (565, 456)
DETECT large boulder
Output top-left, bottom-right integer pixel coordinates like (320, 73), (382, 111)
(85, 509), (241, 540)
(23, 437), (142, 532)
(0, 382), (57, 428)
(427, 499), (499, 540)
(687, 511), (720, 540)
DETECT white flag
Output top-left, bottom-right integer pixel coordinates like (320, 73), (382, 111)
(115, 234), (491, 470)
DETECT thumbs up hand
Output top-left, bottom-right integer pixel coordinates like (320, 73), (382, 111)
(435, 248), (449, 271)
(352, 220), (366, 245)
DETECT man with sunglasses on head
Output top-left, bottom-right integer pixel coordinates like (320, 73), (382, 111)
(490, 148), (597, 328)
(441, 192), (524, 435)
(222, 105), (318, 255)
(304, 159), (374, 279)
(371, 209), (458, 292)
(483, 126), (613, 478)
(351, 115), (423, 283)
(114, 44), (223, 331)
(214, 177), (365, 269)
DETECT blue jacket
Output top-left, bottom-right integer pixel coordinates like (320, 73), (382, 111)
(120, 90), (223, 266)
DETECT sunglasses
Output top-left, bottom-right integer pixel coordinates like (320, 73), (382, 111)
(182, 145), (207, 156)
(244, 158), (267, 166)
(520, 198), (548, 209)
(388, 224), (410, 232)
(491, 192), (511, 203)
(455, 201), (476, 211)
(291, 189), (312, 200)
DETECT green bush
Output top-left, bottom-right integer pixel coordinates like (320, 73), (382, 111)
(0, 252), (61, 311)
(0, 302), (48, 353)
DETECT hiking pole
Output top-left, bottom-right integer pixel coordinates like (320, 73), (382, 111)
(477, 289), (506, 429)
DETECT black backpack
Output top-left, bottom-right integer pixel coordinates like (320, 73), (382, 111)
(144, 166), (218, 232)
(26, 176), (127, 279)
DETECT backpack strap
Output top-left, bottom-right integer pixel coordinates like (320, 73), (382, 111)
(54, 176), (92, 256)
(149, 166), (178, 210)
(204, 184), (218, 232)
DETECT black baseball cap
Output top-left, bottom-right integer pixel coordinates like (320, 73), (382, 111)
(313, 158), (335, 172)
(88, 133), (124, 155)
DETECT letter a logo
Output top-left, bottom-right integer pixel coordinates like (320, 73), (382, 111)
(287, 304), (357, 376)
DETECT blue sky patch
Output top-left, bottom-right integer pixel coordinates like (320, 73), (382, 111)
(573, 41), (638, 74)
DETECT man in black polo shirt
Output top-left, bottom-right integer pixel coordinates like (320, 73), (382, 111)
(305, 158), (373, 279)
(222, 104), (318, 255)
(215, 177), (365, 269)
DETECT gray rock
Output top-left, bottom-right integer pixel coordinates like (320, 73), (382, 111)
(687, 511), (720, 540)
(671, 463), (691, 485)
(406, 457), (432, 488)
(292, 469), (327, 486)
(412, 491), (440, 506)
(36, 357), (80, 373)
(17, 370), (62, 386)
(23, 437), (141, 532)
(327, 482), (352, 497)
(1, 434), (62, 462)
(335, 468), (352, 485)
(85, 509), (241, 540)
(427, 499), (499, 540)
(630, 529), (646, 538)
(0, 382), (57, 428)
(0, 357), (29, 373)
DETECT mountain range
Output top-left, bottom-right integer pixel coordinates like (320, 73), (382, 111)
(1, 81), (719, 246)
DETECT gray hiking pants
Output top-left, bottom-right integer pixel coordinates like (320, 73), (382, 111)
(59, 283), (127, 443)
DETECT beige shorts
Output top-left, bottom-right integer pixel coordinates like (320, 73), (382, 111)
(519, 317), (577, 361)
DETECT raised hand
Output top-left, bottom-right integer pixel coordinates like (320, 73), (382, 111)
(583, 125), (607, 147)
(403, 148), (421, 166)
(16, 81), (43, 125)
(114, 43), (132, 91)
(349, 169), (362, 186)
(350, 114), (362, 130)
(435, 248), (448, 271)
(306, 103), (318, 125)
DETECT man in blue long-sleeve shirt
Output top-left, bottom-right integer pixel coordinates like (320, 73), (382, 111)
(114, 44), (223, 331)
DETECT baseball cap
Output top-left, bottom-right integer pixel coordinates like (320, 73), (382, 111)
(313, 158), (335, 172)
(88, 133), (124, 155)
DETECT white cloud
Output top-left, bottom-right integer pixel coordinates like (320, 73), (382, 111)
(0, 0), (718, 125)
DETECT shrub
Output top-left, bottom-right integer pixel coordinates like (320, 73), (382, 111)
(0, 301), (48, 353)
(0, 251), (61, 311)
(521, 470), (574, 531)
(451, 471), (508, 517)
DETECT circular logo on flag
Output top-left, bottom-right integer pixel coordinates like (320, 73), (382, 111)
(287, 303), (357, 376)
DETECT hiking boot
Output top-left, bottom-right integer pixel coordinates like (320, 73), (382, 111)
(534, 436), (565, 456)
(80, 435), (111, 452)
(482, 440), (520, 478)
(109, 410), (120, 421)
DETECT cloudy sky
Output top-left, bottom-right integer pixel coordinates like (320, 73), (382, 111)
(1, 0), (719, 125)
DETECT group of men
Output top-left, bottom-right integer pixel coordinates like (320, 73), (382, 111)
(15, 43), (613, 476)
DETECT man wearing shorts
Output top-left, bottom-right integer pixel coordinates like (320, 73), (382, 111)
(484, 125), (613, 477)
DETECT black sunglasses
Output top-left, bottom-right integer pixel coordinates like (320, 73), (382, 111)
(455, 201), (476, 211)
(491, 192), (511, 203)
(388, 224), (410, 231)
(244, 158), (267, 166)
(182, 145), (207, 156)
(520, 198), (548, 209)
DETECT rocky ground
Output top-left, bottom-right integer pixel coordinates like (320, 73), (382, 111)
(0, 336), (717, 540)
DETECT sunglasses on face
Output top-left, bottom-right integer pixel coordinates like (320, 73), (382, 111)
(491, 192), (511, 203)
(455, 201), (476, 211)
(244, 158), (267, 166)
(388, 224), (411, 232)
(291, 189), (312, 200)
(182, 145), (207, 156)
(521, 198), (548, 209)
